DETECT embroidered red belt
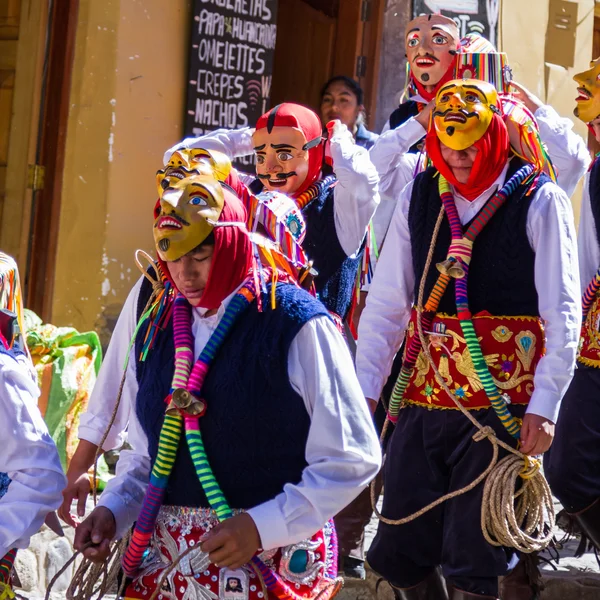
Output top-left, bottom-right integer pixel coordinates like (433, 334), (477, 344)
(579, 293), (600, 368)
(402, 310), (545, 410)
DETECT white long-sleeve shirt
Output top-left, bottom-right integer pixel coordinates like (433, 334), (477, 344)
(94, 278), (382, 551)
(0, 353), (66, 558)
(370, 103), (590, 251)
(577, 171), (600, 293)
(356, 162), (581, 424)
(163, 126), (380, 258)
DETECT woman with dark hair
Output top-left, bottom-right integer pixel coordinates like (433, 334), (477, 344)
(320, 76), (379, 150)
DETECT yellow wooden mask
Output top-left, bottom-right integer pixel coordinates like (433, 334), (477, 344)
(574, 58), (600, 124)
(154, 174), (225, 262)
(433, 79), (499, 151)
(156, 148), (231, 197)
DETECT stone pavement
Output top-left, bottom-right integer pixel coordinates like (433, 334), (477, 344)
(337, 498), (600, 600)
(13, 499), (600, 599)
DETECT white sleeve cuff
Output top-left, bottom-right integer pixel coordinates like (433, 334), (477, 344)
(525, 393), (560, 424)
(358, 374), (385, 403)
(97, 491), (135, 540)
(246, 500), (289, 552)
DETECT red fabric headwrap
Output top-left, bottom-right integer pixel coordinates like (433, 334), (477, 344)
(412, 62), (456, 102)
(255, 103), (323, 197)
(156, 188), (254, 310)
(425, 112), (510, 201)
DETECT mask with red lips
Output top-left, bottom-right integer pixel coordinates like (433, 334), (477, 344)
(252, 103), (324, 198)
(405, 14), (460, 102)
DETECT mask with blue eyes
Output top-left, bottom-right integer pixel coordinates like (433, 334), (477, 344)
(154, 174), (225, 262)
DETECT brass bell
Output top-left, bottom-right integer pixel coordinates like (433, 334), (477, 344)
(172, 388), (193, 409)
(166, 388), (206, 417)
(436, 257), (466, 279)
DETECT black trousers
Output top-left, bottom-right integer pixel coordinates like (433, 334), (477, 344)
(334, 400), (391, 559)
(367, 404), (525, 597)
(545, 366), (600, 513)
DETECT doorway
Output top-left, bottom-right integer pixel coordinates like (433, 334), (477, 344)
(0, 0), (78, 321)
(270, 0), (384, 129)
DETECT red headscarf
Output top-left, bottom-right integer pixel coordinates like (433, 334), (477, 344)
(156, 187), (254, 310)
(425, 112), (510, 201)
(412, 65), (456, 103)
(255, 103), (323, 197)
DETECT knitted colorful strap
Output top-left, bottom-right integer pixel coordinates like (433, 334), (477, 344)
(387, 164), (535, 423)
(0, 550), (16, 585)
(295, 175), (336, 211)
(178, 284), (328, 600)
(583, 268), (600, 322)
(123, 296), (196, 576)
(123, 277), (262, 577)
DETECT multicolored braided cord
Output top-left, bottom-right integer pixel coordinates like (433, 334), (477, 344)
(123, 282), (255, 576)
(388, 163), (535, 430)
(295, 175), (336, 211)
(0, 549), (16, 585)
(124, 276), (336, 599)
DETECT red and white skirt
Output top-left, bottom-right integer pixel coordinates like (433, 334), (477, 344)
(124, 506), (342, 600)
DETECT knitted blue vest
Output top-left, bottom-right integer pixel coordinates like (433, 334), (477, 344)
(409, 158), (547, 317)
(135, 282), (329, 509)
(302, 183), (362, 318)
(0, 338), (24, 499)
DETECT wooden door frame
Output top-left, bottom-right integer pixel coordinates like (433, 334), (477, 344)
(1, 0), (49, 271)
(25, 0), (79, 319)
(332, 0), (385, 127)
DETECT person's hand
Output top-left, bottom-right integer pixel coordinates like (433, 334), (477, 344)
(73, 507), (116, 563)
(200, 513), (261, 570)
(520, 413), (555, 456)
(366, 397), (378, 416)
(58, 471), (91, 527)
(415, 99), (435, 130)
(510, 82), (544, 114)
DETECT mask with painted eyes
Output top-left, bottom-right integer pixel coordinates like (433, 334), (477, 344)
(574, 57), (600, 123)
(251, 126), (312, 196)
(153, 174), (225, 262)
(405, 14), (460, 87)
(156, 148), (231, 197)
(433, 79), (499, 151)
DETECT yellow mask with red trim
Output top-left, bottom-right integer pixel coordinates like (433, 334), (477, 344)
(574, 58), (600, 124)
(156, 148), (231, 197)
(154, 174), (224, 262)
(433, 79), (499, 151)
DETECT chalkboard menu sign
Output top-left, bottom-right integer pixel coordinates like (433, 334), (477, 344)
(413, 0), (500, 47)
(185, 0), (279, 155)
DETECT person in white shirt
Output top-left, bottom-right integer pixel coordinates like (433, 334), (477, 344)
(356, 79), (580, 600)
(59, 105), (381, 529)
(0, 253), (66, 597)
(373, 32), (590, 258)
(163, 102), (380, 324)
(545, 57), (600, 554)
(73, 165), (381, 600)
